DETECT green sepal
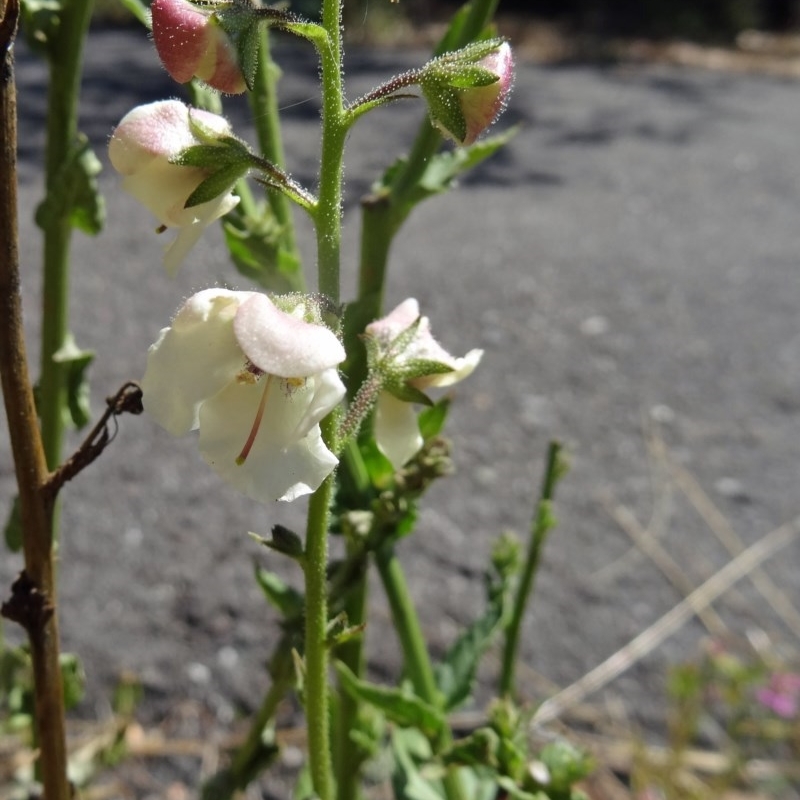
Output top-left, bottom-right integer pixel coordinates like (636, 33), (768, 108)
(383, 380), (432, 407)
(252, 562), (305, 620)
(3, 496), (22, 553)
(256, 524), (305, 561)
(52, 334), (94, 429)
(236, 22), (260, 91)
(335, 663), (446, 740)
(222, 203), (304, 293)
(170, 141), (248, 169)
(185, 164), (248, 208)
(18, 0), (62, 57)
(418, 398), (450, 440)
(440, 65), (498, 89)
(422, 85), (466, 145)
(35, 134), (105, 236)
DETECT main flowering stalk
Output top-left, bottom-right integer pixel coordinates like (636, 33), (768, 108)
(303, 0), (348, 797)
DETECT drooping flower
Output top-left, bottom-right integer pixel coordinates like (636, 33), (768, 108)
(151, 0), (247, 94)
(108, 100), (241, 275)
(141, 289), (346, 502)
(365, 298), (482, 469)
(421, 40), (514, 146)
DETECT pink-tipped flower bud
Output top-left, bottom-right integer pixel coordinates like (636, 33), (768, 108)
(151, 0), (246, 94)
(422, 40), (514, 146)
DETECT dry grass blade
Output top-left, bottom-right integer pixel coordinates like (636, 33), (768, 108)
(602, 494), (729, 638)
(532, 514), (800, 725)
(650, 433), (800, 640)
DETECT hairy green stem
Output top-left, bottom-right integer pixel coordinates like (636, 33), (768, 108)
(0, 5), (70, 795)
(302, 417), (337, 800)
(334, 554), (367, 800)
(38, 0), (94, 470)
(499, 441), (563, 697)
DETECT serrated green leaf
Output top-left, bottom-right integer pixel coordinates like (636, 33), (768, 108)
(418, 399), (450, 440)
(3, 496), (22, 553)
(336, 663), (445, 739)
(253, 564), (304, 620)
(52, 334), (94, 429)
(435, 559), (513, 711)
(35, 134), (104, 236)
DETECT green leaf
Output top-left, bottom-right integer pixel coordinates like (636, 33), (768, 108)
(496, 777), (547, 800)
(441, 728), (499, 768)
(435, 554), (514, 711)
(236, 24), (260, 92)
(418, 398), (450, 440)
(222, 205), (303, 293)
(19, 0), (62, 56)
(60, 653), (85, 710)
(52, 334), (94, 429)
(335, 663), (446, 739)
(35, 134), (104, 236)
(3, 496), (22, 553)
(537, 740), (593, 793)
(390, 728), (445, 800)
(253, 564), (304, 620)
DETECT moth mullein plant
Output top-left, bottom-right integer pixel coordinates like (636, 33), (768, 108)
(365, 298), (483, 469)
(140, 289), (346, 502)
(108, 100), (241, 275)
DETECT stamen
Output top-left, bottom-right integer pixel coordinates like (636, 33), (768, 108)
(235, 374), (273, 465)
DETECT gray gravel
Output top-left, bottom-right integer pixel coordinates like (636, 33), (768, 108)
(3, 25), (800, 756)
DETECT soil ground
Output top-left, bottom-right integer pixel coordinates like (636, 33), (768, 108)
(3, 20), (800, 798)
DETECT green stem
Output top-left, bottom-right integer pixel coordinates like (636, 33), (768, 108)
(302, 416), (337, 800)
(499, 441), (563, 697)
(38, 0), (94, 470)
(375, 545), (466, 800)
(314, 0), (346, 302)
(334, 551), (367, 800)
(248, 25), (298, 256)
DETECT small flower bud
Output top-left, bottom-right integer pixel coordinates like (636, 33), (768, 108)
(151, 0), (247, 94)
(421, 40), (514, 146)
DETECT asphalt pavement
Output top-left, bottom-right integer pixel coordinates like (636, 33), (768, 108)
(3, 25), (800, 747)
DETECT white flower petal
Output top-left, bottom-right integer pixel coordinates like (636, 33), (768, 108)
(374, 392), (423, 470)
(141, 289), (252, 434)
(198, 377), (338, 502)
(423, 348), (483, 388)
(233, 294), (345, 378)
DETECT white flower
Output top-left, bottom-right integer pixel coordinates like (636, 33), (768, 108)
(141, 289), (346, 502)
(108, 100), (240, 275)
(365, 298), (482, 469)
